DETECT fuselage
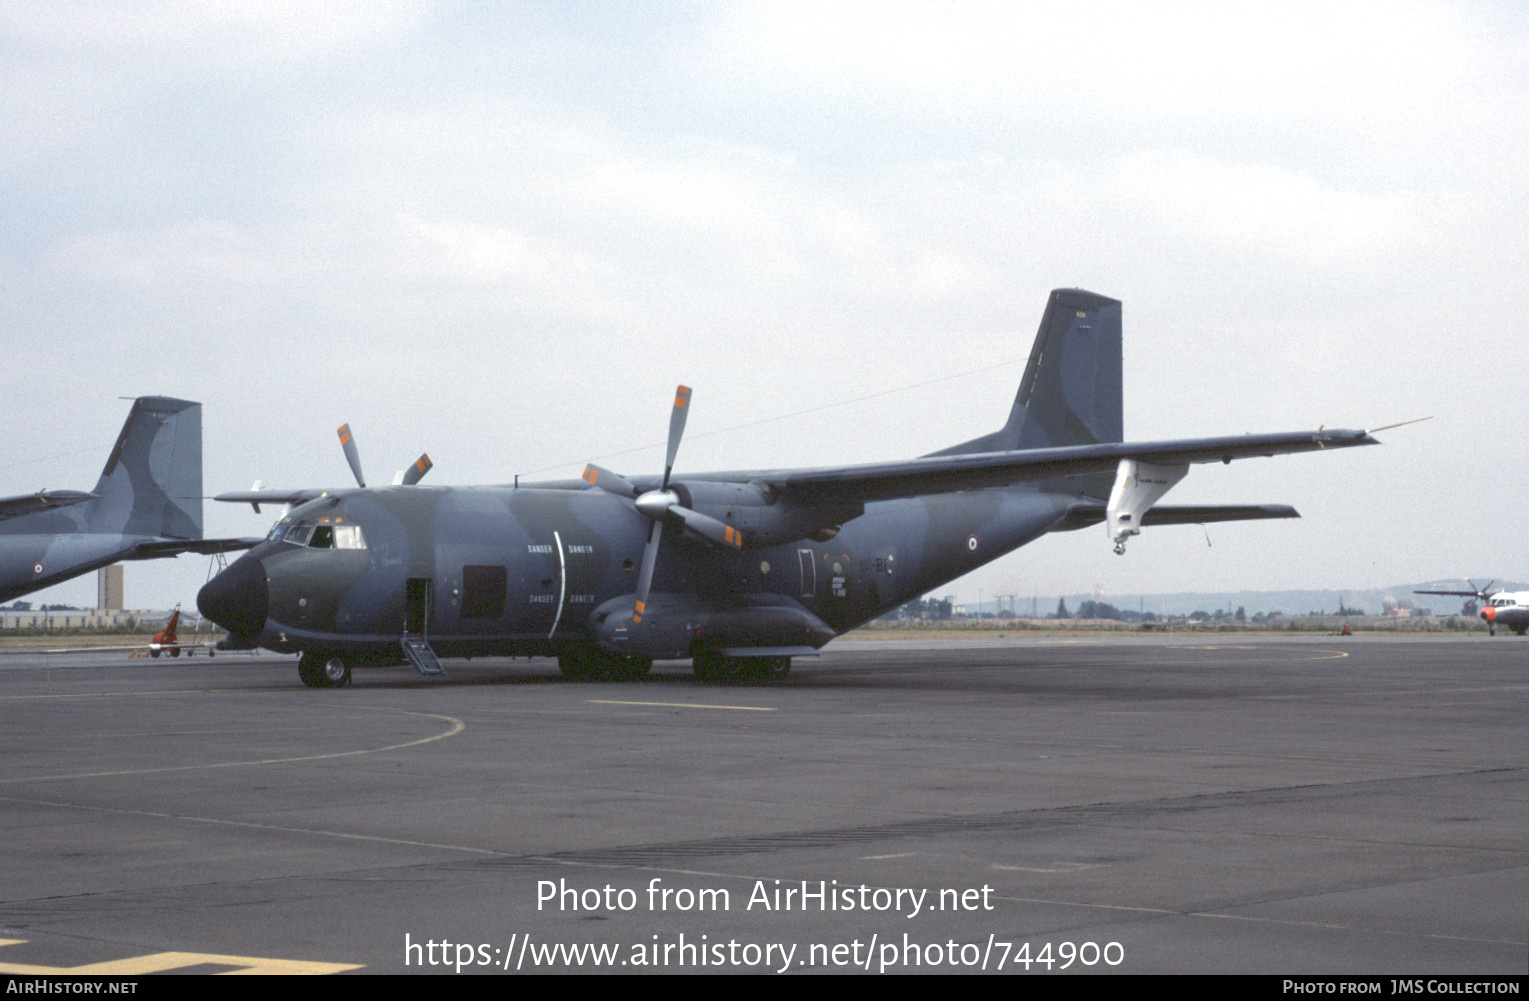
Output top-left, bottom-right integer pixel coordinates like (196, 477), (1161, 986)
(198, 482), (1075, 661)
(0, 533), (158, 603)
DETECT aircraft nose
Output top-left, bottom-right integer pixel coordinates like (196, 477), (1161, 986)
(1481, 607), (1496, 623)
(197, 552), (268, 638)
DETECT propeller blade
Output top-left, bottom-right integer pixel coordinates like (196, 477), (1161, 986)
(669, 504), (745, 549)
(582, 464), (640, 499)
(633, 519), (664, 623)
(401, 453), (433, 486)
(661, 385), (691, 490)
(337, 424), (365, 488)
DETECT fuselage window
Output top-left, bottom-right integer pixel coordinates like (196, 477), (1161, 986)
(333, 524), (366, 550)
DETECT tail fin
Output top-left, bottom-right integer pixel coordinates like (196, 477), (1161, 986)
(930, 288), (1121, 496)
(87, 397), (203, 540)
(939, 289), (1123, 452)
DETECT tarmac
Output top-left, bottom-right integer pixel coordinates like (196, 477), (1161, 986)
(0, 634), (1524, 975)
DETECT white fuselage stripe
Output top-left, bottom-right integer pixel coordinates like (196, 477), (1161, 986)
(548, 530), (567, 639)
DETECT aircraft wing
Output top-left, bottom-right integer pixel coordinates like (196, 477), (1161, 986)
(756, 428), (1377, 504)
(0, 490), (98, 521)
(213, 489), (332, 512)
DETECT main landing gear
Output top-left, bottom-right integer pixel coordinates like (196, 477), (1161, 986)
(691, 649), (791, 683)
(298, 651), (351, 688)
(557, 646), (653, 682)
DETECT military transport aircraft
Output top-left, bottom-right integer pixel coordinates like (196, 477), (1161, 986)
(1414, 582), (1529, 635)
(0, 397), (252, 604)
(199, 289), (1385, 688)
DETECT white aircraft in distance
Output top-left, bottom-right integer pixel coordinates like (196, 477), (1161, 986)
(1414, 581), (1529, 635)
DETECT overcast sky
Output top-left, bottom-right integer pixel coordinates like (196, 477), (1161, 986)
(2, 1), (1525, 611)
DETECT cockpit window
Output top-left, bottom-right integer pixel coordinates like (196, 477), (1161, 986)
(275, 520), (366, 550)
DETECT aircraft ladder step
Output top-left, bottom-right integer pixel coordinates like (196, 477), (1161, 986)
(401, 636), (446, 676)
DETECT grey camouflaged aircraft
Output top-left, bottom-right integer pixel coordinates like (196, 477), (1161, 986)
(199, 289), (1384, 688)
(0, 397), (252, 604)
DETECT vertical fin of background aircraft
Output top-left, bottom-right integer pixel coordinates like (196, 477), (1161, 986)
(87, 397), (203, 540)
(929, 288), (1122, 498)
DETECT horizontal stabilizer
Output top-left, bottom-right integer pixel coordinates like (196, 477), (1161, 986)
(0, 490), (98, 521)
(1056, 504), (1299, 532)
(126, 537), (262, 559)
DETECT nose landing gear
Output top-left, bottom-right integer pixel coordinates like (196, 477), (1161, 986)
(298, 651), (351, 688)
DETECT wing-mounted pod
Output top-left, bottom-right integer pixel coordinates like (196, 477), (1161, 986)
(588, 591), (835, 660)
(1105, 459), (1188, 554)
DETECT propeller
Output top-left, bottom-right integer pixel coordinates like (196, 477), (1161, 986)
(335, 424), (432, 488)
(338, 424), (365, 487)
(396, 454), (433, 486)
(581, 385), (744, 624)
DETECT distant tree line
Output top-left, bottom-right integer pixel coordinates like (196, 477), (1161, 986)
(884, 596), (955, 621)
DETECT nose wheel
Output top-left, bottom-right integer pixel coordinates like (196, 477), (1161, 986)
(298, 651), (351, 688)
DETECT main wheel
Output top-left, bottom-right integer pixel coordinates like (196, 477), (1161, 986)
(757, 656), (791, 680)
(692, 648), (726, 682)
(322, 656), (352, 687)
(297, 652), (326, 687)
(558, 648), (599, 681)
(608, 655), (652, 681)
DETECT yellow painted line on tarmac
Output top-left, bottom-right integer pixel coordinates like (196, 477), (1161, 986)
(588, 699), (776, 712)
(0, 939), (361, 975)
(0, 707), (465, 785)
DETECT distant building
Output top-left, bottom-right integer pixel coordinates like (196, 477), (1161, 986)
(0, 609), (146, 629)
(97, 565), (123, 612)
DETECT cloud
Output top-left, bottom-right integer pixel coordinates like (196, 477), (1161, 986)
(1112, 151), (1423, 263)
(0, 1), (429, 68)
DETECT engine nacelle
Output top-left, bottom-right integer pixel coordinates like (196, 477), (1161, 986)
(674, 480), (862, 549)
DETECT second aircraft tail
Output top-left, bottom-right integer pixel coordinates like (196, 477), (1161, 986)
(86, 397), (203, 540)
